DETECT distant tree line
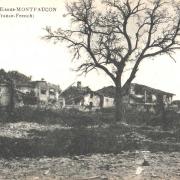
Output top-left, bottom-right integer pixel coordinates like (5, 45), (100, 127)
(0, 69), (31, 84)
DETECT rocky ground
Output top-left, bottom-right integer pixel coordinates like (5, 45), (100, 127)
(0, 122), (180, 179)
(0, 152), (180, 179)
(0, 122), (70, 139)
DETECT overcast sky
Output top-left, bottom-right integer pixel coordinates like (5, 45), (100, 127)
(0, 0), (180, 99)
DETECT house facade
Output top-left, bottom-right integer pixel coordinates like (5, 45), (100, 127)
(16, 80), (62, 106)
(96, 83), (174, 112)
(129, 83), (173, 105)
(61, 83), (95, 110)
(80, 93), (114, 110)
(96, 86), (115, 108)
(103, 96), (114, 108)
(82, 92), (102, 108)
(0, 80), (64, 109)
(61, 82), (115, 110)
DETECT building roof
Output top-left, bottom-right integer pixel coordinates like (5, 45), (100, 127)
(96, 86), (115, 98)
(61, 86), (92, 104)
(132, 83), (175, 96)
(96, 83), (175, 98)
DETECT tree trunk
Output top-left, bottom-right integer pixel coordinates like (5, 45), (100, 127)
(115, 85), (125, 122)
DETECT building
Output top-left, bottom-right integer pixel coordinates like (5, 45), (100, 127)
(81, 91), (102, 109)
(16, 80), (62, 105)
(61, 82), (92, 109)
(96, 83), (174, 112)
(61, 82), (101, 110)
(61, 82), (114, 110)
(129, 83), (173, 105)
(62, 91), (103, 110)
(0, 80), (64, 109)
(96, 86), (115, 108)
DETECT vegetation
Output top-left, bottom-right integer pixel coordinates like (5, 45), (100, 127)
(0, 107), (179, 157)
(0, 69), (31, 84)
(0, 106), (179, 127)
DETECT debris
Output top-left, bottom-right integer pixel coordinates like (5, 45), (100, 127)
(80, 176), (101, 180)
(44, 169), (50, 175)
(0, 152), (179, 179)
(136, 167), (144, 175)
(81, 176), (108, 180)
(142, 159), (150, 166)
(0, 122), (70, 139)
(151, 173), (160, 178)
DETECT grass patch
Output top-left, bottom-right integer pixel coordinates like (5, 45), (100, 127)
(0, 107), (180, 158)
(0, 124), (180, 158)
(1, 106), (180, 128)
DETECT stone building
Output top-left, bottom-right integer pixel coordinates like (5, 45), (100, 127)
(96, 83), (174, 112)
(16, 80), (62, 105)
(61, 82), (114, 110)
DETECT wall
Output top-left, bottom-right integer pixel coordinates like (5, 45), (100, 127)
(59, 98), (65, 108)
(0, 84), (11, 107)
(83, 93), (101, 107)
(34, 81), (49, 103)
(17, 81), (61, 106)
(17, 86), (32, 94)
(49, 88), (59, 101)
(163, 95), (173, 107)
(103, 97), (114, 108)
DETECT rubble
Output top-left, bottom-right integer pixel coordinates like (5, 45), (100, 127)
(0, 152), (179, 179)
(0, 122), (70, 139)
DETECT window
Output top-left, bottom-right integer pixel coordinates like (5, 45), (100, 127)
(41, 89), (46, 95)
(89, 102), (93, 109)
(134, 86), (143, 94)
(49, 89), (55, 95)
(147, 94), (152, 103)
(90, 92), (93, 98)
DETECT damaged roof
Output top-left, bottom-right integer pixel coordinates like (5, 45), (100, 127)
(96, 83), (175, 98)
(132, 83), (175, 96)
(60, 86), (91, 104)
(96, 86), (115, 98)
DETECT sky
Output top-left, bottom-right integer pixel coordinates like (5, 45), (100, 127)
(0, 0), (180, 99)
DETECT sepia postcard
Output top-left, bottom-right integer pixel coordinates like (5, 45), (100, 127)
(0, 0), (180, 179)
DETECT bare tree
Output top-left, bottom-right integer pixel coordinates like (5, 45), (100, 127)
(44, 0), (180, 121)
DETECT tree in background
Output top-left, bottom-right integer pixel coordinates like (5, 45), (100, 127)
(45, 0), (180, 121)
(7, 71), (31, 84)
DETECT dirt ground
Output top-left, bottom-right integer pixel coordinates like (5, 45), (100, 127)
(0, 122), (180, 180)
(0, 152), (180, 180)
